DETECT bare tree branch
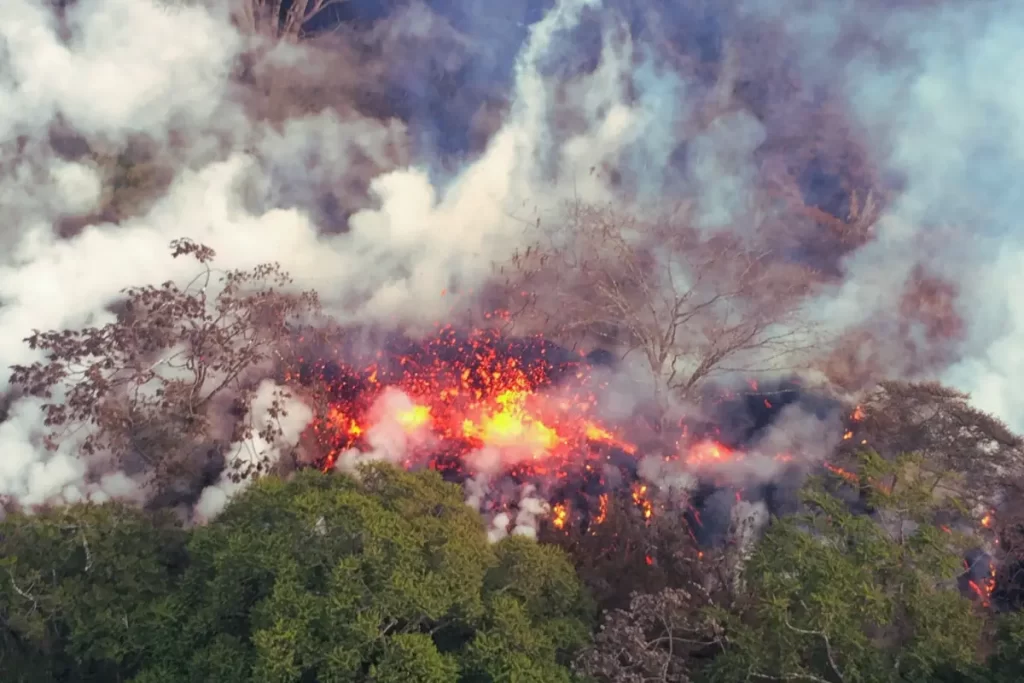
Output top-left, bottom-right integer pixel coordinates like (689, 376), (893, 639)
(496, 202), (819, 409)
(228, 0), (352, 40)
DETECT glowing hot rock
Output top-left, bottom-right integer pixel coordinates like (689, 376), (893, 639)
(462, 390), (562, 454)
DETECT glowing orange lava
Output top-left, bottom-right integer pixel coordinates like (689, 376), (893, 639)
(461, 390), (561, 452)
(824, 462), (859, 484)
(552, 503), (569, 530)
(686, 439), (735, 466)
(396, 404), (432, 430)
(632, 483), (654, 522)
(299, 328), (837, 532)
(965, 558), (997, 608)
(306, 330), (642, 487)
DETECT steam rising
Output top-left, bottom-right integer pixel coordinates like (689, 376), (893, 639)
(1, 0), (1021, 521)
(194, 380), (313, 522)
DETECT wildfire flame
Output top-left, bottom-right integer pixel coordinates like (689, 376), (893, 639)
(594, 493), (609, 526)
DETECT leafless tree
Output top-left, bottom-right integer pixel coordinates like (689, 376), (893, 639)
(9, 239), (321, 486)
(497, 202), (819, 406)
(228, 0), (352, 41)
(575, 586), (723, 683)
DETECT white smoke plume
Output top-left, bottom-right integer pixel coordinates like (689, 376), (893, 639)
(486, 512), (513, 544)
(331, 387), (436, 472)
(731, 499), (769, 552)
(193, 379), (313, 522)
(632, 401), (842, 496)
(747, 403), (844, 473)
(483, 485), (553, 543)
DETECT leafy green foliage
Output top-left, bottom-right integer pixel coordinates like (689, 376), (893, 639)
(985, 611), (1024, 683)
(4, 444), (1024, 683)
(0, 466), (592, 682)
(0, 504), (186, 682)
(704, 454), (984, 683)
(133, 464), (592, 682)
(840, 382), (1023, 511)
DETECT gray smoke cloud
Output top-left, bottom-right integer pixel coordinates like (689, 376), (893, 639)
(738, 0), (1024, 429)
(1, 0), (1021, 516)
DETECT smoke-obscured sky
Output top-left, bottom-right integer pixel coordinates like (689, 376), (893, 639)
(1, 0), (1022, 509)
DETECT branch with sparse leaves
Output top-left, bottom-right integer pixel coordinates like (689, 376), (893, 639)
(575, 585), (723, 683)
(8, 239), (320, 485)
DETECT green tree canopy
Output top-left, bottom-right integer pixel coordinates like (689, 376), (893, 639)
(0, 503), (186, 682)
(704, 453), (984, 683)
(135, 464), (593, 683)
(1, 465), (593, 682)
(984, 610), (1024, 683)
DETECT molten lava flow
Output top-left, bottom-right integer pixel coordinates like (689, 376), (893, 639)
(632, 483), (654, 522)
(685, 439), (736, 466)
(824, 462), (859, 484)
(593, 493), (609, 525)
(585, 423), (637, 454)
(302, 328), (654, 531)
(299, 328), (818, 534)
(396, 404), (431, 430)
(965, 558), (997, 608)
(461, 389), (561, 453)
